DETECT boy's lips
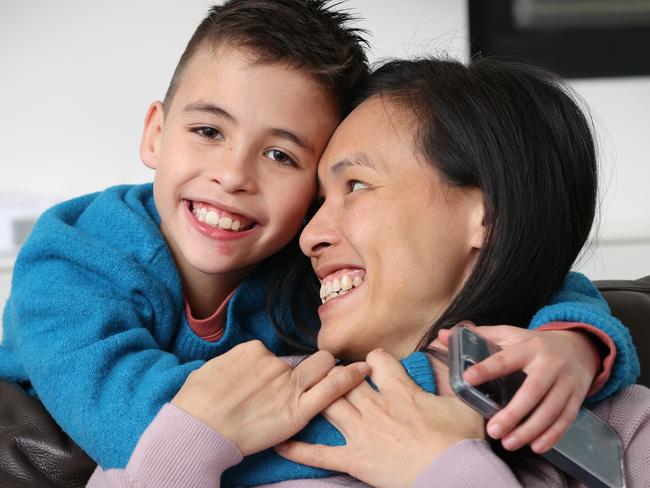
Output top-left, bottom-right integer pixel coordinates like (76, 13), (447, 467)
(185, 199), (258, 232)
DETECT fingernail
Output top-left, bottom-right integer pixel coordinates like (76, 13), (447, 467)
(487, 423), (502, 438)
(502, 435), (518, 450)
(531, 437), (547, 453)
(355, 362), (370, 374)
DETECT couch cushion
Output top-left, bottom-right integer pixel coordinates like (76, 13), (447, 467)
(0, 380), (95, 488)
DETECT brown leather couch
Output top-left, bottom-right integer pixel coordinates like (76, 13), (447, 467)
(0, 276), (648, 487)
(595, 276), (650, 388)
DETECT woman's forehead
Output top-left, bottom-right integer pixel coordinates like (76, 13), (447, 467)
(317, 97), (418, 178)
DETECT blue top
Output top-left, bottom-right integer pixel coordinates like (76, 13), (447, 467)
(0, 184), (639, 485)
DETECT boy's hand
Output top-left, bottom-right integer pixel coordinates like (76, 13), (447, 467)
(172, 340), (369, 455)
(438, 325), (599, 453)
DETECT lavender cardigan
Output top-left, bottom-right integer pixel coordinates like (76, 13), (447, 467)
(88, 385), (650, 488)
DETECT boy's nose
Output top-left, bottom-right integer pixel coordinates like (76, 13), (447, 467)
(210, 151), (257, 194)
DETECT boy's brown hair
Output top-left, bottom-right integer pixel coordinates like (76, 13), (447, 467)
(164, 0), (369, 115)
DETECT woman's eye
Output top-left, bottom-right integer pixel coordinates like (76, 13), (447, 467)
(264, 149), (296, 167)
(194, 127), (223, 139)
(350, 180), (368, 192)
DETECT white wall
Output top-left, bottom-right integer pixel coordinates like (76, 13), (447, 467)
(1, 1), (649, 326)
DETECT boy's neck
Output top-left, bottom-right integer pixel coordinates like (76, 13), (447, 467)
(180, 265), (256, 319)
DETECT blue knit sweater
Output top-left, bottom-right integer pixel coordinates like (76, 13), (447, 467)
(0, 184), (639, 485)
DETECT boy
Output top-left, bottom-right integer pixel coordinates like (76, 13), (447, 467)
(0, 0), (369, 469)
(0, 0), (639, 480)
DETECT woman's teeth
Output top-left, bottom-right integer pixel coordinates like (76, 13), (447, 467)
(320, 273), (366, 304)
(192, 205), (243, 231)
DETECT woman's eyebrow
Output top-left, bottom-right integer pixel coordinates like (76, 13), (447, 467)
(329, 153), (376, 176)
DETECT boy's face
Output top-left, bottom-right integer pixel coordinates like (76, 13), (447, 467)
(141, 44), (339, 285)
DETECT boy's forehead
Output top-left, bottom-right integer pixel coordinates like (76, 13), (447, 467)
(166, 42), (340, 159)
(174, 42), (334, 105)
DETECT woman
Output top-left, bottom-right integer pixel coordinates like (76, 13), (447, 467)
(88, 58), (649, 487)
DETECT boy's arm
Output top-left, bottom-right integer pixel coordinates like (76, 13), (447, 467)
(446, 272), (639, 454)
(3, 206), (206, 469)
(529, 271), (640, 402)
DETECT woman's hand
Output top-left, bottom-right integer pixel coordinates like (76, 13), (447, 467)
(438, 324), (599, 453)
(275, 349), (485, 488)
(171, 340), (369, 456)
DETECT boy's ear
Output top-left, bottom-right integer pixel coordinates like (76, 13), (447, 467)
(140, 101), (165, 170)
(467, 188), (486, 250)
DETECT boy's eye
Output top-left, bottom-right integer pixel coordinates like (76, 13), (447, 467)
(264, 149), (296, 167)
(194, 127), (223, 139)
(349, 180), (368, 192)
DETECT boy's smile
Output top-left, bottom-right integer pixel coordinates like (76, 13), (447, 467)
(140, 43), (339, 315)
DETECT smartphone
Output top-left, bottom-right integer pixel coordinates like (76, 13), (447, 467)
(448, 323), (626, 488)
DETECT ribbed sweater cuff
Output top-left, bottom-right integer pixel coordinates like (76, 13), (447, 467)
(125, 403), (243, 488)
(412, 439), (520, 488)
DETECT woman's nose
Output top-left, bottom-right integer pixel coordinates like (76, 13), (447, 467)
(299, 202), (337, 257)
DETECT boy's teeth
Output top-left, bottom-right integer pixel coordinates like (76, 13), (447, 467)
(206, 211), (219, 226)
(192, 204), (246, 231)
(319, 272), (366, 304)
(219, 216), (232, 230)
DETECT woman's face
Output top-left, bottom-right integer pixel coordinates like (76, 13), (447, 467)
(300, 96), (484, 361)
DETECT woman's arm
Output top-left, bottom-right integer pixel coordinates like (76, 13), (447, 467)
(277, 352), (650, 488)
(87, 404), (241, 488)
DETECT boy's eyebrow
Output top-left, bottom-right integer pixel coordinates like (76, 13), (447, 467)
(183, 102), (236, 122)
(329, 153), (376, 176)
(269, 128), (313, 154)
(182, 103), (312, 153)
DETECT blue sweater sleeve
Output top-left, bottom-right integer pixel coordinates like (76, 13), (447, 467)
(529, 271), (640, 403)
(0, 198), (204, 469)
(0, 186), (288, 470)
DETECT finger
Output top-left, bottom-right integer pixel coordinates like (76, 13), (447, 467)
(530, 394), (582, 454)
(365, 349), (412, 394)
(300, 362), (370, 419)
(319, 397), (360, 436)
(293, 350), (337, 390)
(275, 441), (348, 472)
(437, 329), (450, 347)
(499, 384), (571, 450)
(343, 374), (380, 405)
(472, 325), (529, 348)
(464, 345), (530, 386)
(486, 371), (554, 440)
